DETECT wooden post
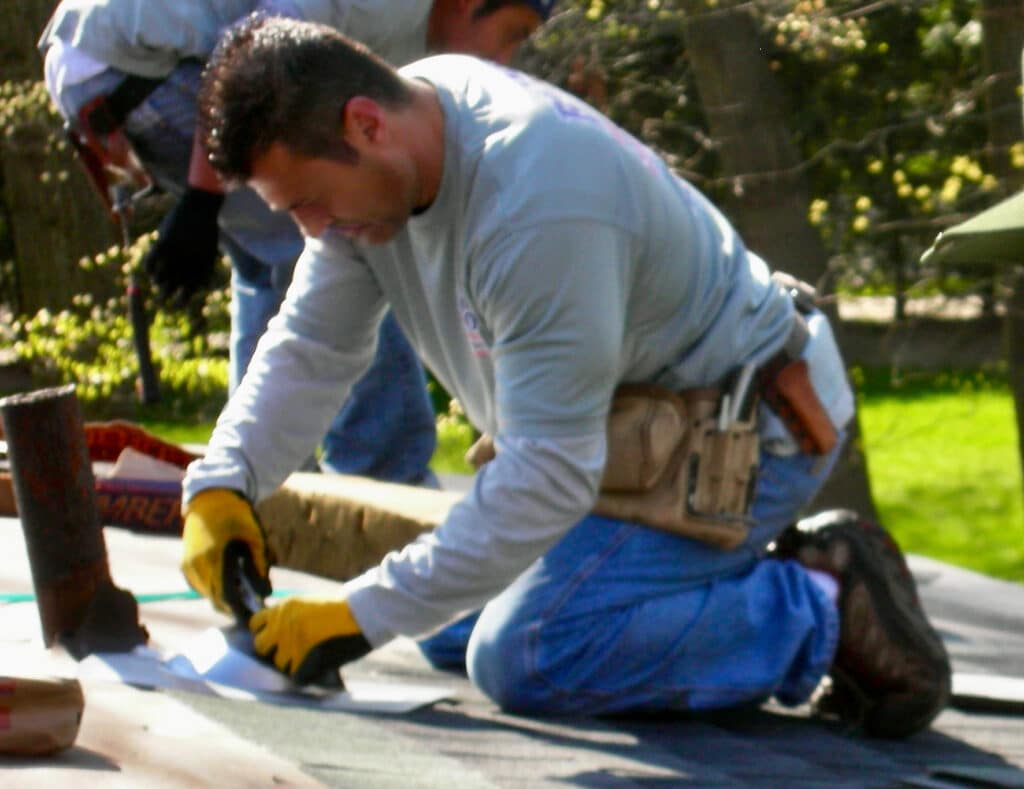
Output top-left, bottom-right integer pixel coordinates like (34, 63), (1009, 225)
(0, 384), (146, 654)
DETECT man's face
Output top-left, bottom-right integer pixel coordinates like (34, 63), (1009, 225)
(430, 1), (543, 65)
(248, 142), (415, 246)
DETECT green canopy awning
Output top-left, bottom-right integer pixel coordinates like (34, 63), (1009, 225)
(921, 189), (1024, 267)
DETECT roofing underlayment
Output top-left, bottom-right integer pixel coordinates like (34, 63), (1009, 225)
(1, 485), (1023, 787)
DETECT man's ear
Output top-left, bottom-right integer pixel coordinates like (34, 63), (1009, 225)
(342, 97), (387, 149)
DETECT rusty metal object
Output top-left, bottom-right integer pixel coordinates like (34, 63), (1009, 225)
(0, 385), (146, 654)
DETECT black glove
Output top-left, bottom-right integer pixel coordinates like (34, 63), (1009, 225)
(143, 187), (225, 307)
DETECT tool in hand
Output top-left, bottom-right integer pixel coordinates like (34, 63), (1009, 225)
(223, 543), (344, 691)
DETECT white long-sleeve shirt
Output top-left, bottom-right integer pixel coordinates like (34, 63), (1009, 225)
(184, 55), (854, 646)
(39, 0), (433, 77)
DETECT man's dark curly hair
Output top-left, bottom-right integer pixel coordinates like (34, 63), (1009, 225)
(198, 13), (414, 183)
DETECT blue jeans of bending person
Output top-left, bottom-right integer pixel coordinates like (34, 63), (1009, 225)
(59, 63), (437, 484)
(418, 435), (844, 715)
(229, 243), (438, 483)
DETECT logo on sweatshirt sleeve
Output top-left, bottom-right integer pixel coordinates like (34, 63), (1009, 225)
(458, 294), (491, 357)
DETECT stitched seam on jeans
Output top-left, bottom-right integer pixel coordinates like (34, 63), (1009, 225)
(523, 519), (638, 702)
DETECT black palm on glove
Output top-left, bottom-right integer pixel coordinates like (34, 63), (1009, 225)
(181, 488), (272, 616)
(143, 186), (225, 307)
(251, 597), (372, 686)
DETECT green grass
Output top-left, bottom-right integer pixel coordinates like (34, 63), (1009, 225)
(140, 416), (477, 473)
(141, 369), (1024, 582)
(856, 369), (1024, 582)
(138, 420), (215, 448)
(431, 418), (475, 475)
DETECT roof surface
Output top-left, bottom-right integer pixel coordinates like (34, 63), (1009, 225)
(1, 510), (1023, 787)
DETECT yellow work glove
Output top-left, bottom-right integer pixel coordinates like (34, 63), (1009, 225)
(251, 596), (372, 685)
(180, 488), (272, 617)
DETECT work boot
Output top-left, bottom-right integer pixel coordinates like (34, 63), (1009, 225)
(772, 509), (952, 738)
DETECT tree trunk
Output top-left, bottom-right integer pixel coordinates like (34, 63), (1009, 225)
(679, 0), (878, 518)
(1008, 267), (1024, 496)
(981, 0), (1024, 188)
(980, 0), (1024, 500)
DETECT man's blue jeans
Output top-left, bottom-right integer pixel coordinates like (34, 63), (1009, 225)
(419, 437), (844, 715)
(60, 63), (437, 484)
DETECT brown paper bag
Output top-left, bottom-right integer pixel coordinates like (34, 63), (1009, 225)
(0, 676), (85, 756)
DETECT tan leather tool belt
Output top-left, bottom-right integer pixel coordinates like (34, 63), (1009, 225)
(465, 382), (759, 551)
(464, 273), (837, 551)
(593, 383), (759, 549)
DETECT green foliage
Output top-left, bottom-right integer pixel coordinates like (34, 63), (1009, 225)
(7, 231), (231, 421)
(768, 0), (1006, 299)
(0, 79), (63, 144)
(517, 0), (1015, 306)
(518, 3), (704, 176)
(432, 397), (476, 474)
(0, 78), (76, 202)
(0, 80), (61, 305)
(0, 80), (229, 419)
(0, 79), (226, 421)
